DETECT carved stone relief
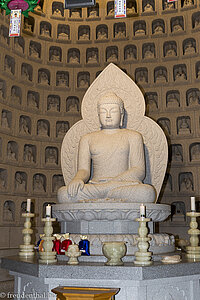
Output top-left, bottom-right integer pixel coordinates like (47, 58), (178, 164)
(15, 171), (27, 193)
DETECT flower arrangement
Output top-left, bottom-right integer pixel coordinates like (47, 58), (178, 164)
(0, 0), (40, 17)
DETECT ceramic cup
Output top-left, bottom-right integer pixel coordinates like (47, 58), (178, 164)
(102, 241), (127, 266)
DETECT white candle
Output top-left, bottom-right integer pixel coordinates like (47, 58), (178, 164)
(46, 204), (51, 217)
(140, 204), (146, 217)
(26, 198), (31, 213)
(191, 197), (196, 211)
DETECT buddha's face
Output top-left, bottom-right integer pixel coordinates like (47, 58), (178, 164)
(98, 103), (122, 129)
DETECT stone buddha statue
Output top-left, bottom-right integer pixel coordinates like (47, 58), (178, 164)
(58, 64), (167, 207)
(58, 92), (155, 203)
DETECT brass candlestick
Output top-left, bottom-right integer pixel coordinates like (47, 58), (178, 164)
(39, 217), (57, 264)
(19, 213), (35, 257)
(186, 212), (200, 259)
(134, 217), (152, 265)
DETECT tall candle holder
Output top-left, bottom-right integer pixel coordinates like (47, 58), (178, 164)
(39, 217), (57, 264)
(19, 213), (35, 257)
(186, 212), (200, 259)
(134, 217), (152, 265)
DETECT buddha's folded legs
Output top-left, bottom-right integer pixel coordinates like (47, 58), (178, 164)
(58, 181), (156, 203)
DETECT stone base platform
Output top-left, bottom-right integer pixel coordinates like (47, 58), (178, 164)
(53, 203), (173, 254)
(1, 255), (200, 300)
(69, 233), (175, 255)
(52, 203), (170, 234)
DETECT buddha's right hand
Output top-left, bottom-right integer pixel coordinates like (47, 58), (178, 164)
(67, 179), (84, 197)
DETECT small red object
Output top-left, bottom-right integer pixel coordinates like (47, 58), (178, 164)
(53, 238), (61, 255)
(60, 239), (72, 255)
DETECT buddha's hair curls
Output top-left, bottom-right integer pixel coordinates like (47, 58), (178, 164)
(97, 92), (124, 113)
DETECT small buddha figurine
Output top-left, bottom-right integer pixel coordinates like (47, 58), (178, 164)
(53, 176), (64, 193)
(11, 87), (20, 105)
(46, 148), (57, 164)
(39, 71), (49, 85)
(57, 73), (68, 87)
(24, 145), (34, 163)
(37, 121), (48, 136)
(88, 7), (98, 18)
(183, 0), (193, 7)
(87, 50), (98, 64)
(167, 93), (179, 108)
(178, 118), (190, 134)
(172, 146), (182, 162)
(71, 9), (81, 18)
(33, 174), (45, 192)
(41, 24), (50, 37)
(184, 41), (195, 55)
(191, 145), (200, 161)
(172, 20), (183, 33)
(125, 48), (136, 61)
(97, 27), (107, 40)
(79, 28), (89, 41)
(164, 2), (174, 10)
(68, 99), (79, 112)
(144, 45), (154, 59)
(115, 25), (126, 39)
(137, 71), (147, 84)
(175, 67), (186, 81)
(78, 76), (89, 89)
(58, 26), (69, 40)
(28, 93), (38, 109)
(21, 65), (30, 81)
(135, 23), (145, 36)
(165, 44), (176, 57)
(146, 95), (157, 111)
(50, 49), (60, 62)
(108, 6), (114, 16)
(3, 202), (13, 221)
(180, 176), (193, 192)
(127, 1), (136, 15)
(48, 97), (59, 112)
(155, 69), (167, 83)
(7, 143), (16, 161)
(188, 91), (199, 106)
(24, 19), (32, 32)
(4, 57), (13, 75)
(30, 44), (40, 59)
(15, 173), (26, 192)
(107, 49), (118, 63)
(144, 2), (154, 12)
(53, 7), (62, 16)
(153, 22), (164, 35)
(57, 122), (68, 137)
(1, 111), (9, 129)
(20, 118), (30, 135)
(69, 51), (79, 64)
(194, 17), (200, 29)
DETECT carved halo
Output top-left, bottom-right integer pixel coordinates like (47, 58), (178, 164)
(81, 63), (146, 131)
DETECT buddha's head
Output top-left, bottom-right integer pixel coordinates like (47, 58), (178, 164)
(97, 92), (124, 129)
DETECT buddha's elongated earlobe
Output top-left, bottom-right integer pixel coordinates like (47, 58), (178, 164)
(120, 110), (124, 127)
